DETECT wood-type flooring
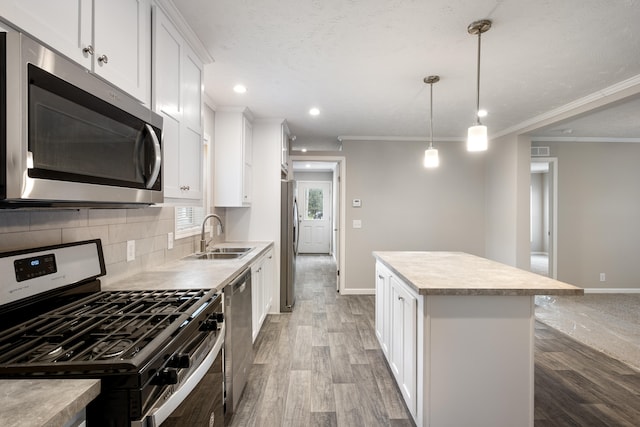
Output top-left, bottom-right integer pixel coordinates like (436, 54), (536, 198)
(229, 255), (640, 427)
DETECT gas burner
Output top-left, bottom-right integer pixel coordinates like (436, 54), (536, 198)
(150, 305), (177, 315)
(92, 339), (134, 360)
(32, 343), (75, 362)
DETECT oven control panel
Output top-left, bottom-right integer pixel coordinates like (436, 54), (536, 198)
(14, 254), (57, 282)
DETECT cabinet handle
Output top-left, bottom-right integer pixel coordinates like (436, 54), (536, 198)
(180, 185), (190, 191)
(98, 54), (109, 64)
(83, 45), (94, 55)
(397, 296), (404, 301)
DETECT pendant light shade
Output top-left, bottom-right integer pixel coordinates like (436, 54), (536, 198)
(424, 147), (439, 167)
(467, 124), (488, 151)
(467, 19), (491, 152)
(423, 75), (440, 168)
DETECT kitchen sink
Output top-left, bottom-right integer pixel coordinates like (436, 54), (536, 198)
(183, 247), (254, 261)
(208, 247), (253, 253)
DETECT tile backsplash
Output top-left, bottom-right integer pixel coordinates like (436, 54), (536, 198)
(0, 206), (224, 286)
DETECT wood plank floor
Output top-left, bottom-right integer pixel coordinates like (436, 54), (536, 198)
(229, 255), (640, 427)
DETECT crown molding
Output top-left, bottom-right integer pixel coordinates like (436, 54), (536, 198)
(337, 135), (464, 142)
(531, 136), (640, 143)
(154, 0), (214, 64)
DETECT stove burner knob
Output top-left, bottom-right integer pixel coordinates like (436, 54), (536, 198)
(200, 318), (218, 331)
(215, 312), (224, 323)
(170, 353), (190, 369)
(157, 368), (179, 385)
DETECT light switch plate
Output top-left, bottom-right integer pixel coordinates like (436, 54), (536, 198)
(353, 219), (362, 229)
(168, 232), (174, 250)
(127, 240), (135, 262)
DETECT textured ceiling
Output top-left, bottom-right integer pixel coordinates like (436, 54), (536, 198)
(173, 0), (640, 146)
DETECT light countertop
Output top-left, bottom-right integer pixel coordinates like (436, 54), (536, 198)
(373, 251), (583, 296)
(0, 379), (100, 427)
(103, 241), (273, 292)
(1, 241), (273, 427)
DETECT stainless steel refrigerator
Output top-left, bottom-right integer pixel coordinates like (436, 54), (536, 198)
(280, 180), (298, 312)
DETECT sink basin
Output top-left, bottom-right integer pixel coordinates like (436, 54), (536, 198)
(183, 246), (254, 261)
(184, 252), (245, 260)
(208, 247), (253, 253)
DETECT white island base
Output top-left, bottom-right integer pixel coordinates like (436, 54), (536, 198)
(421, 295), (534, 427)
(373, 252), (583, 427)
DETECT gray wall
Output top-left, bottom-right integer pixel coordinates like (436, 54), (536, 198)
(484, 134), (532, 269)
(534, 141), (640, 289)
(341, 139), (486, 292)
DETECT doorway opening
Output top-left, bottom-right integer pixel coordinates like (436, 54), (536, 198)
(290, 157), (345, 293)
(530, 157), (558, 278)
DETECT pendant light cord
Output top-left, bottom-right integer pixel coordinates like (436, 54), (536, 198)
(475, 31), (482, 126)
(429, 82), (434, 149)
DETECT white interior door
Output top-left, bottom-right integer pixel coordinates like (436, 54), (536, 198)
(297, 181), (331, 254)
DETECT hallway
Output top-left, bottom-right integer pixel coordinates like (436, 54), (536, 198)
(229, 255), (640, 426)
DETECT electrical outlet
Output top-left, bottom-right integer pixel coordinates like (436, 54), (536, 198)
(168, 232), (174, 250)
(127, 240), (135, 262)
(599, 273), (606, 282)
(353, 219), (362, 229)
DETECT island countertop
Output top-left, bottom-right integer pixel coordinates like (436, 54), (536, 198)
(373, 251), (583, 296)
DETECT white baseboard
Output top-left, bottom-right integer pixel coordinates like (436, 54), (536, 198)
(583, 288), (640, 294)
(340, 288), (375, 295)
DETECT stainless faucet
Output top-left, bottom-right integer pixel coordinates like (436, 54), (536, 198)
(200, 214), (224, 252)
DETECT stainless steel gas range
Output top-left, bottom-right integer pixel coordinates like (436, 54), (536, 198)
(0, 239), (225, 426)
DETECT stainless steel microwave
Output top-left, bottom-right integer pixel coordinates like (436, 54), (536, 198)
(0, 26), (163, 207)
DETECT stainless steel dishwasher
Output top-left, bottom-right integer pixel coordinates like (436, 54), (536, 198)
(224, 269), (253, 424)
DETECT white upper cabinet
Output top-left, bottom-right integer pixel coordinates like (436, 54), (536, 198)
(153, 5), (203, 204)
(281, 121), (290, 176)
(214, 108), (254, 207)
(1, 0), (151, 105)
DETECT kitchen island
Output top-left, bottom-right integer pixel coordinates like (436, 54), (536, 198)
(373, 251), (583, 427)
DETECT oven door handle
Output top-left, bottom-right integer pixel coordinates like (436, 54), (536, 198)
(145, 324), (225, 427)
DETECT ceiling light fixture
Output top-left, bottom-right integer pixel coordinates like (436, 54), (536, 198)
(423, 75), (440, 168)
(233, 84), (247, 94)
(309, 107), (320, 116)
(467, 19), (492, 152)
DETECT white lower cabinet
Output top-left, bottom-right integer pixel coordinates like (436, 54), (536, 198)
(251, 249), (274, 342)
(375, 263), (391, 357)
(375, 261), (418, 419)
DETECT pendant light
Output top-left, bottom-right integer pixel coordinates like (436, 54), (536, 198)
(467, 19), (492, 152)
(423, 75), (440, 168)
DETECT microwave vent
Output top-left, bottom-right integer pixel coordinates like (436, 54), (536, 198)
(531, 146), (550, 157)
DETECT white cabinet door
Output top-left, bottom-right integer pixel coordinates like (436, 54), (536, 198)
(152, 6), (203, 204)
(390, 275), (417, 418)
(0, 0), (92, 68)
(281, 122), (290, 175)
(214, 108), (253, 207)
(251, 255), (264, 343)
(375, 262), (391, 357)
(93, 0), (150, 104)
(2, 0), (150, 104)
(262, 249), (274, 315)
(242, 116), (253, 204)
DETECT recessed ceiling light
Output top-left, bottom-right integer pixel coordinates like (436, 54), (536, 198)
(233, 84), (247, 94)
(301, 148), (308, 152)
(309, 107), (320, 116)
(305, 164), (311, 168)
(477, 109), (488, 118)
